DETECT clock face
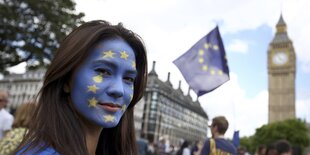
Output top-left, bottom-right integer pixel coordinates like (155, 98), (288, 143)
(272, 52), (288, 65)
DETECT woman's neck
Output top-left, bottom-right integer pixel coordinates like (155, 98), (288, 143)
(79, 117), (103, 155)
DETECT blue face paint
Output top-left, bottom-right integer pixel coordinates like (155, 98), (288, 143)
(70, 38), (137, 128)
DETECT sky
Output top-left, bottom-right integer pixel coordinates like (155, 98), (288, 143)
(7, 0), (310, 138)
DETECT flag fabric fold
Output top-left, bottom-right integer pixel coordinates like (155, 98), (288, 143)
(173, 26), (229, 97)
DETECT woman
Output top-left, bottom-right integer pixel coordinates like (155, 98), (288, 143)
(14, 20), (148, 155)
(0, 102), (36, 155)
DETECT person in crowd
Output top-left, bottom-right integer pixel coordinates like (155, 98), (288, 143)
(14, 20), (148, 155)
(200, 116), (237, 155)
(265, 144), (277, 155)
(191, 140), (203, 155)
(0, 102), (36, 154)
(256, 144), (266, 155)
(176, 140), (191, 155)
(274, 139), (292, 155)
(137, 138), (149, 155)
(0, 89), (14, 139)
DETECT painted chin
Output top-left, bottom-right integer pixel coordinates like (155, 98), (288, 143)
(99, 103), (121, 113)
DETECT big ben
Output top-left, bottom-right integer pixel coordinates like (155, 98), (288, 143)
(268, 14), (296, 123)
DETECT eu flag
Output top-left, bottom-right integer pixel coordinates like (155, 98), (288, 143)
(173, 26), (229, 97)
(232, 130), (240, 148)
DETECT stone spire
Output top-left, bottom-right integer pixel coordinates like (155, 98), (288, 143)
(272, 14), (290, 43)
(148, 61), (158, 77)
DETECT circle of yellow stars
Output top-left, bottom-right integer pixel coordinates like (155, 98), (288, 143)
(198, 43), (224, 76)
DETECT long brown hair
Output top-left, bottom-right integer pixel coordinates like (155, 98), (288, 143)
(15, 20), (148, 155)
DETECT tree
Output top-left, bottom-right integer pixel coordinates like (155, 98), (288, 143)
(0, 0), (84, 73)
(253, 119), (310, 153)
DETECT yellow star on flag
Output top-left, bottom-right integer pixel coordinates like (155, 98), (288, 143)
(202, 65), (208, 71)
(121, 105), (127, 112)
(102, 50), (115, 58)
(198, 58), (204, 63)
(218, 70), (223, 75)
(130, 94), (133, 101)
(132, 61), (136, 68)
(210, 69), (215, 75)
(120, 51), (129, 60)
(87, 85), (99, 93)
(93, 74), (103, 83)
(103, 115), (115, 122)
(198, 49), (204, 56)
(213, 45), (219, 50)
(204, 43), (210, 49)
(88, 97), (98, 107)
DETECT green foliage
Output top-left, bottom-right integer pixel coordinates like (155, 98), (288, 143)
(240, 136), (256, 154)
(0, 0), (84, 73)
(253, 119), (310, 152)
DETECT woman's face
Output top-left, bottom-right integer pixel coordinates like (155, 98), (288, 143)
(70, 38), (137, 128)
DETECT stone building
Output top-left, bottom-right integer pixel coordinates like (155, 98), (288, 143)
(140, 61), (209, 145)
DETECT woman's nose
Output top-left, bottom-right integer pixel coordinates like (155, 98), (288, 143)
(106, 78), (124, 99)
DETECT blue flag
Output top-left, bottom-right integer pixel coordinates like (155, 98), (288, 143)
(173, 26), (229, 97)
(232, 130), (240, 148)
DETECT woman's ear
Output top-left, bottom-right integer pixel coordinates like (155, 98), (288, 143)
(63, 82), (70, 93)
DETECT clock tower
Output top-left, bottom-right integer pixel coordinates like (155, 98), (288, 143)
(268, 15), (296, 123)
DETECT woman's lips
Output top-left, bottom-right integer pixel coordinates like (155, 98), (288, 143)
(99, 103), (121, 113)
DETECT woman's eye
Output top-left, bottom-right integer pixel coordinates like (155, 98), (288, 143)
(124, 77), (135, 83)
(95, 69), (111, 76)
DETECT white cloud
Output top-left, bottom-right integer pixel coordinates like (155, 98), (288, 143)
(227, 39), (249, 54)
(200, 72), (268, 138)
(7, 62), (26, 74)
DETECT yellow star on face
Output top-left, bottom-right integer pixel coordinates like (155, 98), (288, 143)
(198, 49), (204, 55)
(87, 85), (99, 93)
(88, 97), (98, 107)
(103, 115), (115, 122)
(210, 69), (215, 75)
(121, 105), (127, 112)
(213, 45), (219, 50)
(218, 70), (223, 75)
(198, 58), (204, 63)
(102, 50), (115, 58)
(120, 51), (129, 60)
(202, 65), (208, 71)
(204, 43), (210, 49)
(93, 74), (103, 83)
(132, 61), (136, 68)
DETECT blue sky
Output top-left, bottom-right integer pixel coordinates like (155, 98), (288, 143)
(6, 0), (310, 138)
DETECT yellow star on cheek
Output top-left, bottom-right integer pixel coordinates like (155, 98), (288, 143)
(121, 105), (127, 112)
(102, 50), (115, 58)
(103, 115), (115, 122)
(87, 85), (99, 93)
(132, 61), (136, 69)
(120, 51), (129, 60)
(88, 97), (97, 107)
(93, 74), (103, 83)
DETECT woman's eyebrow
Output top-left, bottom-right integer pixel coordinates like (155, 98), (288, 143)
(93, 59), (116, 68)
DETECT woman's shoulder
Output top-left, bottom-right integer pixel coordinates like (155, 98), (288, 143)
(16, 145), (60, 155)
